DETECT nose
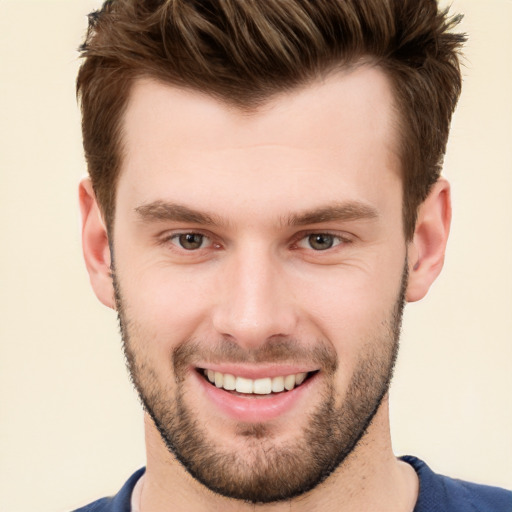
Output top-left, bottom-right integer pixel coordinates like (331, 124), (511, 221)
(211, 244), (298, 349)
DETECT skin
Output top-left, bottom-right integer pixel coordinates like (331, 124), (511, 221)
(80, 65), (451, 511)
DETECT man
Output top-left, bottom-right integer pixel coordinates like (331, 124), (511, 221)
(74, 0), (512, 511)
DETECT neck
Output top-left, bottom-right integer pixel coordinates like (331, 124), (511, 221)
(139, 398), (418, 512)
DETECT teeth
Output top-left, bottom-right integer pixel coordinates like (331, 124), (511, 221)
(284, 374), (296, 391)
(203, 369), (309, 395)
(295, 372), (307, 385)
(253, 378), (272, 395)
(235, 377), (253, 393)
(271, 376), (285, 393)
(223, 373), (236, 390)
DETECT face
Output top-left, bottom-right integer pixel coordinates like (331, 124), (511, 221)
(112, 67), (408, 503)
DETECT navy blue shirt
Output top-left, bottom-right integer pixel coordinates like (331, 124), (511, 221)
(73, 456), (512, 511)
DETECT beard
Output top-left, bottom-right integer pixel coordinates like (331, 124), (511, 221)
(114, 264), (407, 504)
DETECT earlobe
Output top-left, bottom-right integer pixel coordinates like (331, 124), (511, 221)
(406, 178), (451, 303)
(79, 178), (115, 309)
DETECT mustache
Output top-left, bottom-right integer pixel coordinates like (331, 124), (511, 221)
(173, 337), (338, 377)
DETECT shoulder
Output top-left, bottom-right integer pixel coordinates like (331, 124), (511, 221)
(401, 456), (512, 512)
(72, 468), (145, 512)
(73, 497), (114, 512)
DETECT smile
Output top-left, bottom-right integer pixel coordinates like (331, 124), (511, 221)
(201, 369), (313, 395)
(193, 366), (320, 422)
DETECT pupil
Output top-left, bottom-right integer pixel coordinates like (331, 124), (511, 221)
(180, 233), (203, 250)
(309, 234), (333, 250)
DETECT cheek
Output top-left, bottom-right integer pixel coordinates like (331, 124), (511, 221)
(293, 259), (404, 371)
(117, 264), (213, 359)
(298, 267), (401, 333)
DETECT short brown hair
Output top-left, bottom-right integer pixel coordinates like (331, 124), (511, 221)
(77, 0), (465, 239)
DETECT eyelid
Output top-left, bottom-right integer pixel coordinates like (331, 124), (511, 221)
(158, 229), (217, 250)
(292, 230), (353, 250)
(155, 228), (354, 252)
(173, 233), (210, 249)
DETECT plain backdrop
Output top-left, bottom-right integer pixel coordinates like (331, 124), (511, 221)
(0, 1), (511, 511)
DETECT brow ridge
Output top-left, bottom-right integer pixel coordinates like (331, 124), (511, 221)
(285, 202), (379, 226)
(134, 200), (378, 227)
(135, 201), (219, 225)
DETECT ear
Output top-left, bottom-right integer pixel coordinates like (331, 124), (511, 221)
(79, 177), (115, 309)
(406, 178), (451, 302)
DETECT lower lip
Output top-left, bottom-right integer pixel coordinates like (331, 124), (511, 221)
(194, 370), (318, 423)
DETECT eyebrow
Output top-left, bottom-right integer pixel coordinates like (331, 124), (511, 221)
(135, 201), (220, 225)
(285, 202), (379, 226)
(134, 200), (379, 227)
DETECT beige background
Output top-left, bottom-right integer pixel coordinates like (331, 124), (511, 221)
(0, 1), (511, 511)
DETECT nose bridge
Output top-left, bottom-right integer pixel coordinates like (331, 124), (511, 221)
(212, 241), (296, 347)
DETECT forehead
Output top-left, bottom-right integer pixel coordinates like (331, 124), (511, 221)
(123, 65), (398, 154)
(118, 66), (401, 223)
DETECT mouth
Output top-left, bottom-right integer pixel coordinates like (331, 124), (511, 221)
(197, 368), (318, 396)
(194, 366), (320, 422)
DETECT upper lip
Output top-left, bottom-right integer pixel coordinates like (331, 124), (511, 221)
(195, 364), (318, 379)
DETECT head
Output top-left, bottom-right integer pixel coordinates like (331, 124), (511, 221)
(77, 0), (465, 240)
(77, 0), (464, 505)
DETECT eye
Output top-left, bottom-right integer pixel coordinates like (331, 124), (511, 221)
(297, 233), (345, 251)
(171, 233), (210, 250)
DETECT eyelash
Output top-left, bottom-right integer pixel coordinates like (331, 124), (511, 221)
(161, 230), (352, 252)
(165, 232), (217, 251)
(292, 231), (352, 251)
